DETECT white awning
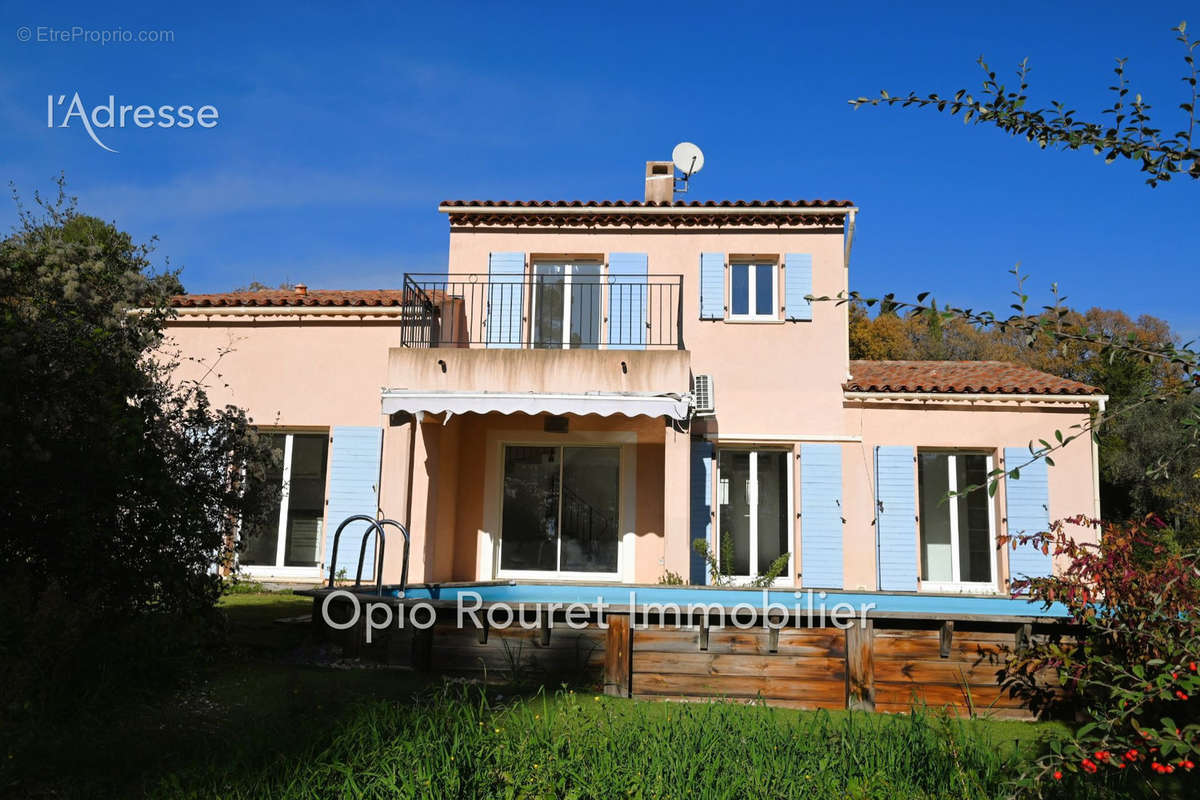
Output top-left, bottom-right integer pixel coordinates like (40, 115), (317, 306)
(380, 390), (691, 420)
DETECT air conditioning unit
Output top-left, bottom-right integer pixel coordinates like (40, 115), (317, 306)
(692, 374), (715, 415)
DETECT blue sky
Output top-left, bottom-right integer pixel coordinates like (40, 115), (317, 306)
(3, 2), (1198, 337)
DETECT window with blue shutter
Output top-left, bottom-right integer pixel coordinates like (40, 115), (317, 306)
(324, 426), (383, 579)
(699, 252), (724, 320)
(486, 252), (525, 348)
(875, 445), (918, 591)
(690, 439), (714, 585)
(784, 253), (813, 321)
(1003, 448), (1052, 580)
(607, 252), (648, 349)
(801, 443), (843, 589)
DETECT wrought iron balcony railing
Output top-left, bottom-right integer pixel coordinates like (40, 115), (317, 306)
(399, 273), (684, 349)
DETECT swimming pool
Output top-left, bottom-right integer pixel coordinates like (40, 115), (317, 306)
(303, 581), (1071, 719)
(386, 581), (1069, 619)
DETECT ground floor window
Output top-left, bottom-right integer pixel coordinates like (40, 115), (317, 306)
(917, 450), (996, 591)
(499, 444), (620, 575)
(241, 432), (329, 569)
(716, 449), (791, 581)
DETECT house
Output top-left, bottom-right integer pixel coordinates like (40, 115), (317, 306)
(165, 160), (1104, 597)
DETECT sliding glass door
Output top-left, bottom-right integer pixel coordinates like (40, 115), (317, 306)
(500, 444), (621, 576)
(716, 449), (791, 582)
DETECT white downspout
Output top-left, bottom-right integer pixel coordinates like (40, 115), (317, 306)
(1092, 397), (1106, 521)
(843, 208), (856, 382)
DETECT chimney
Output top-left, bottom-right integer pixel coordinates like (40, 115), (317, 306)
(295, 283), (308, 296)
(644, 161), (675, 203)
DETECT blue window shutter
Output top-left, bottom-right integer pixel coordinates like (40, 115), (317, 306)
(875, 446), (918, 591)
(801, 444), (843, 589)
(784, 253), (813, 321)
(486, 252), (525, 348)
(699, 253), (724, 320)
(607, 252), (648, 349)
(1004, 448), (1052, 580)
(324, 426), (383, 579)
(689, 439), (714, 585)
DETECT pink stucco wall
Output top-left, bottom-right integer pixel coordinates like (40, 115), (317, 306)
(164, 319), (395, 427)
(161, 216), (1101, 592)
(378, 412), (675, 585)
(842, 400), (1099, 590)
(444, 228), (849, 434)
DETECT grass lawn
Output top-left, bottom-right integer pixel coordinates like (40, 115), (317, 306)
(5, 592), (1087, 799)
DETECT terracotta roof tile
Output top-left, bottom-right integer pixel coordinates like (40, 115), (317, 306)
(171, 289), (419, 308)
(845, 360), (1101, 396)
(439, 199), (854, 208)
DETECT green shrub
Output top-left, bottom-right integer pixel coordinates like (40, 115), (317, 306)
(1001, 515), (1200, 795)
(0, 187), (276, 734)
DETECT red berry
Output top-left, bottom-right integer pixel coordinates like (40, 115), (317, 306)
(1053, 770), (1063, 780)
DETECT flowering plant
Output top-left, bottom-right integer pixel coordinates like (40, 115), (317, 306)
(1000, 515), (1200, 793)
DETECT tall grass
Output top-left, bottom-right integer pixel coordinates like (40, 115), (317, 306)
(157, 685), (1093, 800)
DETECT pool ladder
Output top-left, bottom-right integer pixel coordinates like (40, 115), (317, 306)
(326, 515), (411, 597)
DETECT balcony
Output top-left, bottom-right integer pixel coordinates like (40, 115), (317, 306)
(400, 273), (684, 350)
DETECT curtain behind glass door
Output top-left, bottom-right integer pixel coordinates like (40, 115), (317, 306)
(918, 453), (953, 582)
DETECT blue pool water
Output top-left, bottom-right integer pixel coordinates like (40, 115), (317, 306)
(389, 583), (1069, 618)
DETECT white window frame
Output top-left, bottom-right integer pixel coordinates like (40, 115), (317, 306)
(530, 260), (604, 349)
(713, 448), (794, 586)
(917, 450), (999, 595)
(495, 442), (625, 582)
(239, 431), (325, 580)
(728, 262), (778, 322)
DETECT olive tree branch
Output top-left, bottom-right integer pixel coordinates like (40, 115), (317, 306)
(849, 22), (1200, 187)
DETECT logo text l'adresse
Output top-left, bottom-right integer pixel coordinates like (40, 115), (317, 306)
(48, 93), (218, 152)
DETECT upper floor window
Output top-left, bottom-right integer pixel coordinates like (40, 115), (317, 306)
(729, 262), (777, 320)
(917, 450), (997, 592)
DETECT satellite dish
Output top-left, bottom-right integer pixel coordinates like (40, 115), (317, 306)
(672, 142), (704, 177)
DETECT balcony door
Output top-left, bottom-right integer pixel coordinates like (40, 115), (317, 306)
(499, 444), (621, 577)
(532, 261), (602, 349)
(716, 449), (792, 583)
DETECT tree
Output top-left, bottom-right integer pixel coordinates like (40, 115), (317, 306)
(849, 295), (1200, 539)
(232, 279), (296, 292)
(0, 183), (276, 722)
(851, 22), (1199, 186)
